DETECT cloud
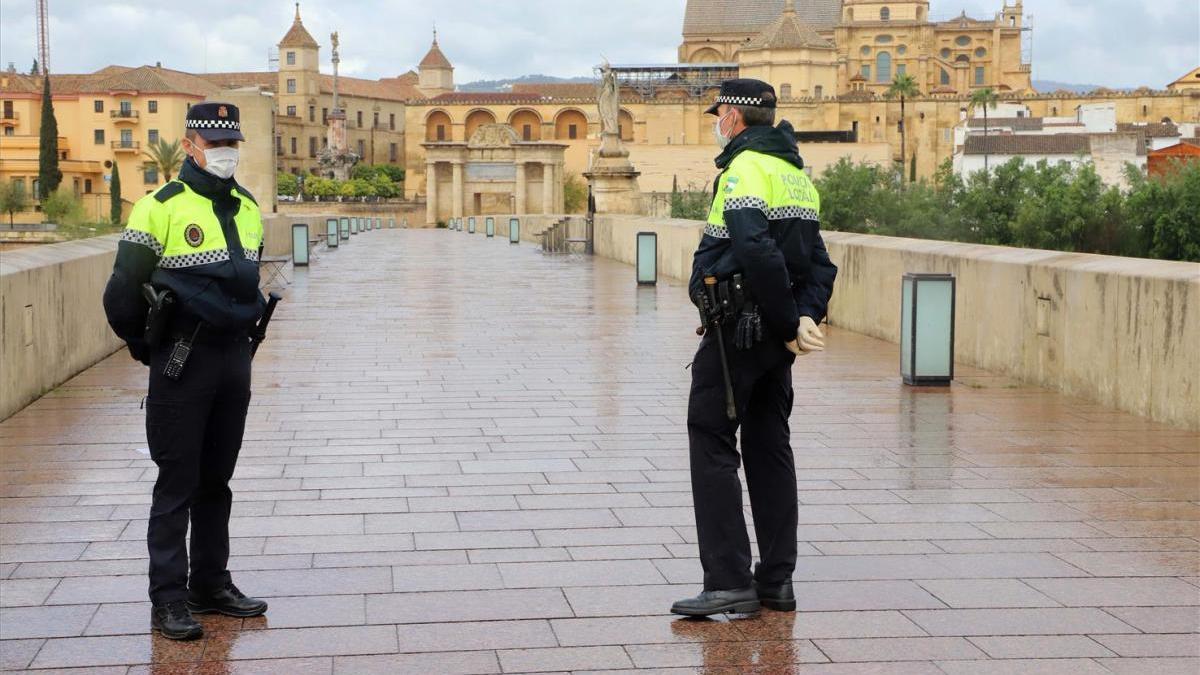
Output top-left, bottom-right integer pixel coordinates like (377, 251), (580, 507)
(0, 0), (1194, 88)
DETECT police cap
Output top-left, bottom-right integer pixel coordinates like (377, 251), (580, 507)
(185, 102), (245, 142)
(705, 79), (778, 115)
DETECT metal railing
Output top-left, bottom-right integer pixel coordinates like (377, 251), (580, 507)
(110, 140), (140, 150)
(110, 109), (139, 120)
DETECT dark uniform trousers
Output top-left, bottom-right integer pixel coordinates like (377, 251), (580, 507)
(146, 334), (251, 604)
(688, 327), (797, 592)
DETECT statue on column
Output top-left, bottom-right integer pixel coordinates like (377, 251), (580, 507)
(318, 30), (358, 180)
(597, 62), (628, 159)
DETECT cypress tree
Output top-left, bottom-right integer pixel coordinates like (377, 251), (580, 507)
(110, 163), (122, 224)
(37, 76), (62, 201)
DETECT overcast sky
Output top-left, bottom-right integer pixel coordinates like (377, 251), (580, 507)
(0, 0), (1196, 88)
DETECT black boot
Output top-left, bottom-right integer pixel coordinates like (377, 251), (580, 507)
(670, 587), (760, 617)
(151, 600), (203, 640)
(187, 581), (268, 618)
(754, 563), (796, 611)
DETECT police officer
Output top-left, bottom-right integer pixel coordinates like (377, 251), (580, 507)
(671, 80), (837, 616)
(103, 102), (268, 640)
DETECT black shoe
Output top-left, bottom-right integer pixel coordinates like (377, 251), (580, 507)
(186, 581), (268, 618)
(755, 578), (796, 611)
(670, 587), (760, 617)
(151, 600), (203, 640)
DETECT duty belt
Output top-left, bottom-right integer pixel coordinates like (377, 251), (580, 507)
(707, 274), (764, 350)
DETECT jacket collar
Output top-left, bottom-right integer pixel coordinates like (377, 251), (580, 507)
(178, 157), (239, 202)
(714, 120), (805, 172)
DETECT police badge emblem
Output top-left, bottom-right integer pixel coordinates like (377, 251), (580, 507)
(184, 224), (204, 247)
(217, 106), (228, 118)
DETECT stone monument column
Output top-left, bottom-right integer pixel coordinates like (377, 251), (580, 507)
(451, 160), (464, 219)
(543, 162), (555, 214)
(515, 161), (527, 215)
(584, 62), (643, 215)
(425, 162), (438, 226)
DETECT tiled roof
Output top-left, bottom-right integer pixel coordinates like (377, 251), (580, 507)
(91, 66), (220, 96)
(967, 117), (1044, 131)
(201, 72), (278, 92)
(744, 1), (835, 50)
(963, 134), (1090, 156)
(320, 74), (420, 102)
(511, 83), (599, 99)
(683, 0), (842, 35)
(420, 40), (453, 69)
(1118, 122), (1180, 138)
(279, 7), (319, 49)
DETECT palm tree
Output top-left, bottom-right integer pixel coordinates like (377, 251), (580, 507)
(969, 87), (1000, 176)
(886, 73), (920, 185)
(142, 138), (185, 183)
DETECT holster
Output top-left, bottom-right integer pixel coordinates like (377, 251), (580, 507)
(141, 284), (176, 348)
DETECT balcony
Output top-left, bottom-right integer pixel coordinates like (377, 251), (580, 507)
(110, 109), (140, 123)
(111, 140), (140, 152)
(0, 111), (18, 127)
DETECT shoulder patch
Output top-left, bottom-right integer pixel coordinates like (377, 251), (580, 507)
(234, 185), (258, 206)
(153, 182), (185, 203)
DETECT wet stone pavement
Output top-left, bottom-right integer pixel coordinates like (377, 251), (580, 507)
(1, 228), (1198, 674)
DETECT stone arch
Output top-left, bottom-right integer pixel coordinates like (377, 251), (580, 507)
(554, 108), (589, 140)
(618, 108), (635, 142)
(464, 109), (497, 141)
(425, 109), (452, 142)
(508, 108), (543, 141)
(690, 47), (723, 63)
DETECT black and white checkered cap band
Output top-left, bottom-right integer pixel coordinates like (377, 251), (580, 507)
(186, 119), (241, 130)
(716, 95), (765, 106)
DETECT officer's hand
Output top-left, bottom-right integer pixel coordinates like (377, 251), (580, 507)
(784, 339), (803, 356)
(128, 340), (151, 367)
(797, 316), (825, 353)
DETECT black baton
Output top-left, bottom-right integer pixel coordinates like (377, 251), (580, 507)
(250, 292), (282, 359)
(704, 276), (737, 421)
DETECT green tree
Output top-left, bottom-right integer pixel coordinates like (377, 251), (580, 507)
(563, 172), (587, 213)
(886, 73), (920, 186)
(110, 162), (122, 224)
(813, 158), (886, 232)
(277, 171), (300, 197)
(968, 87), (1000, 177)
(41, 187), (85, 226)
(1125, 159), (1200, 262)
(142, 138), (185, 183)
(303, 176), (336, 199)
(37, 76), (62, 202)
(369, 173), (397, 198)
(0, 180), (31, 225)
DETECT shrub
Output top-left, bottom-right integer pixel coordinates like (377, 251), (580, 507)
(40, 187), (86, 226)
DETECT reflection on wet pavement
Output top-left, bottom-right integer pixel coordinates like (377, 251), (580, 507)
(1, 229), (1197, 673)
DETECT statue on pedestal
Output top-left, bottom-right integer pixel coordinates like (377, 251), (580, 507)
(585, 61), (643, 214)
(317, 30), (359, 180)
(597, 62), (628, 159)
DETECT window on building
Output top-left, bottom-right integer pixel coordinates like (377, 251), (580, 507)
(897, 45), (907, 55)
(290, 136), (297, 155)
(522, 124), (532, 141)
(322, 108), (328, 123)
(940, 48), (951, 59)
(286, 51), (296, 65)
(120, 129), (132, 145)
(861, 64), (871, 80)
(568, 124), (578, 140)
(309, 105), (315, 122)
(148, 100), (158, 113)
(84, 179), (93, 193)
(780, 84), (792, 99)
(436, 124), (446, 141)
(975, 47), (987, 58)
(2, 100), (11, 117)
(120, 100), (132, 114)
(357, 139), (365, 157)
(814, 85), (823, 99)
(876, 35), (893, 44)
(94, 129), (105, 145)
(356, 111), (363, 127)
(975, 66), (985, 85)
(861, 45), (871, 56)
(873, 52), (892, 81)
(148, 129), (159, 145)
(276, 136), (283, 155)
(940, 69), (951, 85)
(880, 7), (890, 21)
(309, 136), (317, 157)
(389, 142), (398, 162)
(4, 127), (14, 136)
(955, 36), (971, 46)
(143, 163), (158, 184)
(389, 113), (395, 130)
(371, 112), (378, 128)
(287, 105), (297, 117)
(94, 100), (104, 113)
(287, 78), (296, 93)
(896, 64), (906, 78)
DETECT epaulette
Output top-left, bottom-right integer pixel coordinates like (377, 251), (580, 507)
(153, 182), (185, 203)
(234, 184), (258, 206)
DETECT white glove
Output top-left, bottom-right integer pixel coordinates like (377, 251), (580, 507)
(785, 316), (825, 356)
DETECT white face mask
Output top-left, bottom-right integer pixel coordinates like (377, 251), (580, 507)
(200, 146), (239, 180)
(713, 111), (735, 149)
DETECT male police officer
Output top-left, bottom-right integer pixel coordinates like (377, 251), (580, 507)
(671, 80), (837, 616)
(103, 102), (268, 640)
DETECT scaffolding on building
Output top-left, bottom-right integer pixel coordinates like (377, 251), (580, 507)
(601, 63), (739, 98)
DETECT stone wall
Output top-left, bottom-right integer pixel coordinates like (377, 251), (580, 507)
(590, 215), (1200, 430)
